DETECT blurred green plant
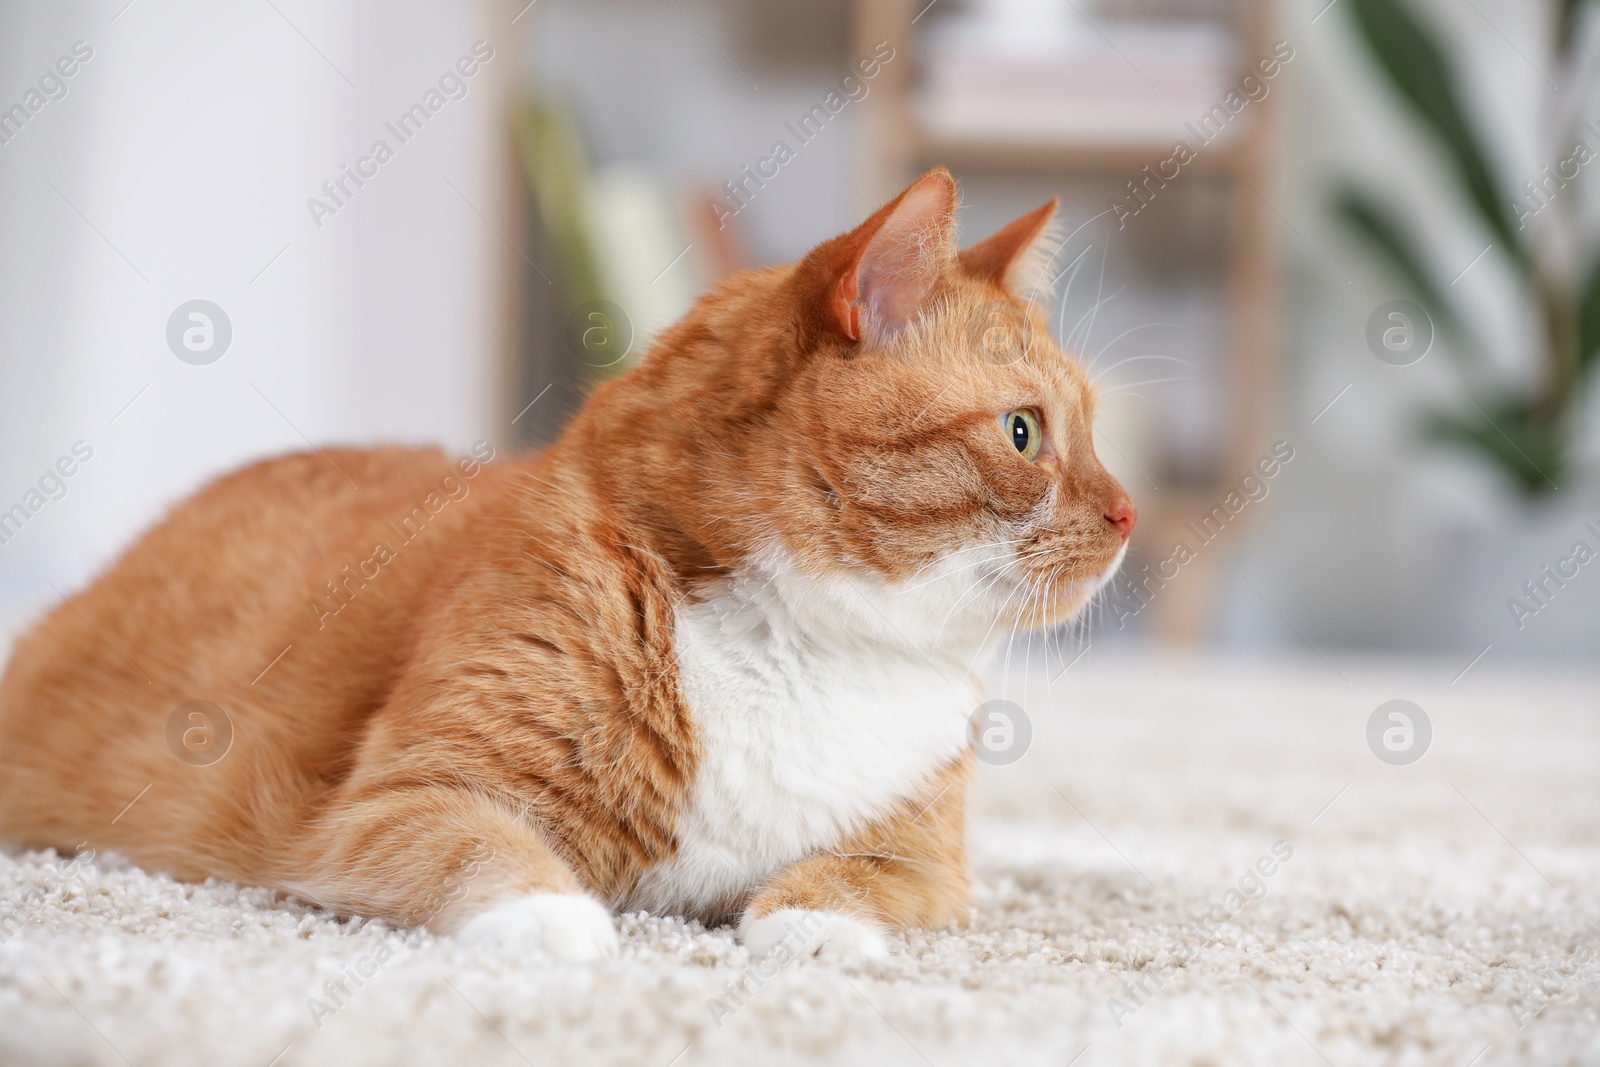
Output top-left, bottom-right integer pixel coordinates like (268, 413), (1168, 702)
(1337, 0), (1596, 496)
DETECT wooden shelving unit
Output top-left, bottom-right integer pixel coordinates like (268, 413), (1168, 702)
(850, 0), (1283, 642)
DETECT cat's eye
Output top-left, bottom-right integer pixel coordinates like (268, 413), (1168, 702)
(1003, 409), (1042, 462)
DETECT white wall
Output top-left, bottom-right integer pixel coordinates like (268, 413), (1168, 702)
(0, 0), (518, 622)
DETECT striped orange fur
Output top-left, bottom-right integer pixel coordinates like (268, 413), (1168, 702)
(0, 169), (1134, 960)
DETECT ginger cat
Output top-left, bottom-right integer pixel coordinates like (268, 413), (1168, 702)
(0, 168), (1134, 961)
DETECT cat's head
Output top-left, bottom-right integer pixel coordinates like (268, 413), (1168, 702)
(616, 168), (1135, 648)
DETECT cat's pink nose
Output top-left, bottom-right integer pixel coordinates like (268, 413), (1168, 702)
(1104, 496), (1137, 541)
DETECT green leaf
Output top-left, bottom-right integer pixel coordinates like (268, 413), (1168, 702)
(1558, 0), (1591, 55)
(1347, 0), (1525, 267)
(515, 98), (607, 309)
(1336, 188), (1470, 349)
(1423, 401), (1565, 496)
(1577, 253), (1600, 378)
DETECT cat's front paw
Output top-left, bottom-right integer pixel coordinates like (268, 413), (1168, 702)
(457, 892), (619, 963)
(739, 907), (890, 962)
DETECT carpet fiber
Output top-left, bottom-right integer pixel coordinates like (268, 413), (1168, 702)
(1, 651), (1596, 1067)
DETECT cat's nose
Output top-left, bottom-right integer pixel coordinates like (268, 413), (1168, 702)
(1104, 496), (1137, 541)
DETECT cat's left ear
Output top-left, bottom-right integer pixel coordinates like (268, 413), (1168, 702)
(809, 167), (958, 344)
(958, 198), (1060, 304)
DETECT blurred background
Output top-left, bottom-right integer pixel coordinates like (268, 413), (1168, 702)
(1, 0), (1596, 665)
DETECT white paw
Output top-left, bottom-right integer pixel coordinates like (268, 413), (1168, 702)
(456, 893), (619, 963)
(739, 907), (890, 962)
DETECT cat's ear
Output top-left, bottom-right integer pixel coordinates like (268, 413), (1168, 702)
(958, 198), (1060, 304)
(812, 168), (957, 343)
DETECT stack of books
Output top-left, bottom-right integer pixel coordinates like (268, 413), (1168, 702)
(915, 7), (1239, 151)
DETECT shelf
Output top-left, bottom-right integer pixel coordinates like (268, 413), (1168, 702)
(850, 0), (1283, 642)
(908, 109), (1256, 173)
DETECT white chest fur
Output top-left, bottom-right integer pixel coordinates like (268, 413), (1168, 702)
(624, 552), (977, 919)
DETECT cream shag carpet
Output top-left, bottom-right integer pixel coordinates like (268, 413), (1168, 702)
(1, 650), (1596, 1067)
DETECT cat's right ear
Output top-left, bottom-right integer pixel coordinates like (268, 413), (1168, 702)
(800, 168), (958, 346)
(958, 198), (1060, 305)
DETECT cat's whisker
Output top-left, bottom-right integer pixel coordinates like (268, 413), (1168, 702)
(1067, 559), (1089, 675)
(937, 555), (1021, 637)
(1053, 241), (1106, 351)
(1033, 209), (1109, 294)
(894, 540), (1034, 595)
(1103, 390), (1166, 409)
(1090, 351), (1193, 388)
(967, 571), (1032, 677)
(1006, 566), (1047, 698)
(1021, 568), (1050, 709)
(1086, 326), (1180, 369)
(894, 554), (1023, 598)
(1024, 207), (1110, 327)
(1073, 241), (1116, 355)
(1015, 592), (1032, 712)
(1100, 376), (1196, 395)
(1066, 286), (1124, 357)
(1046, 242), (1094, 304)
(1043, 570), (1063, 697)
(1049, 244), (1097, 345)
(952, 559), (1019, 650)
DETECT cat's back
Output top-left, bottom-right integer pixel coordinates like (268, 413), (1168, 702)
(3, 444), (473, 676)
(0, 443), (508, 864)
